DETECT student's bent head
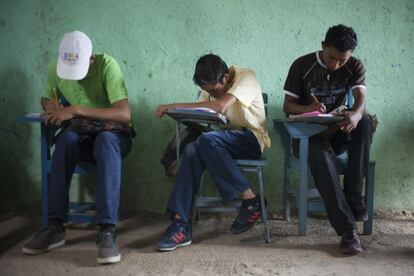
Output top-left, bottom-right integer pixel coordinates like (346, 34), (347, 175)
(193, 54), (230, 97)
(321, 24), (357, 71)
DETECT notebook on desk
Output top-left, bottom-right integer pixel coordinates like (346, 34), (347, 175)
(17, 113), (44, 122)
(166, 108), (228, 125)
(288, 111), (333, 118)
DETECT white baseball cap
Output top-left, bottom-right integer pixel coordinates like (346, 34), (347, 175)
(57, 31), (92, 80)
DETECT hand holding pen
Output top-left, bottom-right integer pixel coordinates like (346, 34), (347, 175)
(42, 88), (62, 111)
(310, 93), (326, 113)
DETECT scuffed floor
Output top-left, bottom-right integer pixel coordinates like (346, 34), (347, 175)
(0, 213), (413, 276)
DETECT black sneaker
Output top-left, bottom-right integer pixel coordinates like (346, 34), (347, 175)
(156, 220), (192, 252)
(345, 192), (368, 221)
(22, 224), (65, 255)
(340, 229), (363, 254)
(230, 197), (266, 235)
(96, 229), (121, 264)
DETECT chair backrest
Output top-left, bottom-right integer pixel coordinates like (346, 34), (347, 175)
(346, 89), (353, 108)
(262, 93), (268, 118)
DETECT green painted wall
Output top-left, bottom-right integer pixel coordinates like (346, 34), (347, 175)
(1, 0), (413, 214)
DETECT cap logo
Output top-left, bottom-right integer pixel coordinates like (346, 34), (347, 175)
(63, 52), (79, 63)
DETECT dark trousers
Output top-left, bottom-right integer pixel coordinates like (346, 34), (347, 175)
(48, 131), (132, 225)
(295, 114), (374, 234)
(167, 129), (262, 222)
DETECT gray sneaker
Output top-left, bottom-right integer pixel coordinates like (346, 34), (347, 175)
(22, 225), (65, 255)
(96, 230), (121, 264)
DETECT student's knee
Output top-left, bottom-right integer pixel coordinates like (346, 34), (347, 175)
(55, 131), (80, 149)
(196, 132), (221, 151)
(356, 114), (373, 131)
(93, 132), (120, 158)
(181, 141), (198, 159)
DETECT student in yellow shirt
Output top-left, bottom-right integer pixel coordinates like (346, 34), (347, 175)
(154, 54), (270, 251)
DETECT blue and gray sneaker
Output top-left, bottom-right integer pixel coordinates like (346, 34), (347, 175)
(22, 224), (65, 255)
(156, 220), (192, 252)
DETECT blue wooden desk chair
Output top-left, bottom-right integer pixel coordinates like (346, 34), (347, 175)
(41, 123), (97, 226)
(273, 90), (375, 236)
(17, 115), (97, 226)
(17, 96), (98, 226)
(191, 93), (270, 243)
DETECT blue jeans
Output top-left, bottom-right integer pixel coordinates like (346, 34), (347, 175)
(48, 130), (132, 225)
(167, 129), (261, 222)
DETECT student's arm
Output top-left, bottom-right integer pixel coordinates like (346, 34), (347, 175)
(283, 58), (326, 115)
(336, 59), (367, 133)
(283, 95), (326, 114)
(336, 87), (366, 133)
(41, 61), (61, 111)
(43, 99), (131, 125)
(155, 93), (236, 118)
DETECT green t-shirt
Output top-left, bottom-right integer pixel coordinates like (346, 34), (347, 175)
(43, 53), (128, 108)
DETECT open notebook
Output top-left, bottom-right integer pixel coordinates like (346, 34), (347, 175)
(166, 107), (228, 125)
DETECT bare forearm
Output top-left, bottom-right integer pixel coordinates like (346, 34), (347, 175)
(73, 105), (131, 124)
(352, 92), (366, 116)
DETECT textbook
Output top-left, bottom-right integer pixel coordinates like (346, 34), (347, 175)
(166, 108), (228, 125)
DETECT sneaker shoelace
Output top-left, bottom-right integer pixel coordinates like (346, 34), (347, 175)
(96, 231), (116, 247)
(164, 222), (187, 241)
(34, 225), (61, 238)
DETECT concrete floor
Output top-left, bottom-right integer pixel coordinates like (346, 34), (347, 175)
(0, 213), (413, 276)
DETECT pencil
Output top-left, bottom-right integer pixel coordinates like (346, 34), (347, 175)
(311, 93), (320, 104)
(53, 88), (58, 107)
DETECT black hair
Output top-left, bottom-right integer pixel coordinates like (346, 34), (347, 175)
(193, 54), (229, 86)
(324, 24), (358, 52)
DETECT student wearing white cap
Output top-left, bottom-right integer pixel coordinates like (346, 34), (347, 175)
(23, 31), (133, 264)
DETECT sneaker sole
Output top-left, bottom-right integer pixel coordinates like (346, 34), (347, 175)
(229, 222), (257, 235)
(22, 239), (65, 255)
(156, 240), (192, 252)
(97, 254), (121, 264)
(340, 246), (363, 255)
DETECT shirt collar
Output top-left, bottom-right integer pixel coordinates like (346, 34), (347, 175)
(84, 55), (97, 79)
(316, 51), (328, 69)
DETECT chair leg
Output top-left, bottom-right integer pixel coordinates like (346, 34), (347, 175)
(191, 201), (197, 231)
(257, 167), (271, 243)
(191, 193), (201, 231)
(363, 162), (375, 235)
(298, 137), (309, 236)
(283, 164), (291, 221)
(40, 124), (49, 227)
